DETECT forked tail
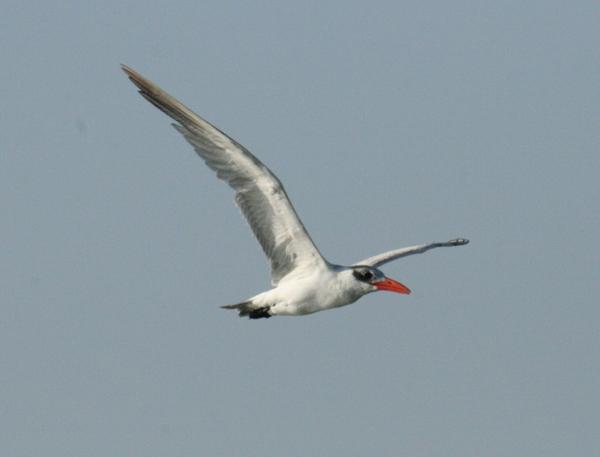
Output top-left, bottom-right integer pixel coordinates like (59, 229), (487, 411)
(221, 302), (272, 319)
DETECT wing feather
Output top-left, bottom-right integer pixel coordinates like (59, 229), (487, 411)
(122, 65), (327, 284)
(354, 238), (469, 267)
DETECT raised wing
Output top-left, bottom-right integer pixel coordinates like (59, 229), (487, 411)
(122, 65), (328, 284)
(353, 238), (469, 268)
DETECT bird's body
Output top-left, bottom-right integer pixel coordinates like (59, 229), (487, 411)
(243, 265), (364, 317)
(122, 65), (469, 319)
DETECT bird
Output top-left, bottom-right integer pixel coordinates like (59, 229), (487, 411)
(122, 65), (469, 319)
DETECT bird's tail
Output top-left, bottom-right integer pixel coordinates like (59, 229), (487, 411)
(221, 301), (254, 316)
(221, 301), (271, 319)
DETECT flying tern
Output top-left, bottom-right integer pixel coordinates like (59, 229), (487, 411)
(122, 65), (469, 319)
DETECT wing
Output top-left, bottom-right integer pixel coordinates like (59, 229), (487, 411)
(122, 65), (328, 285)
(353, 238), (469, 268)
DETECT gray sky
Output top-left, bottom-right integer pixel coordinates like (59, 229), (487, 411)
(2, 1), (599, 456)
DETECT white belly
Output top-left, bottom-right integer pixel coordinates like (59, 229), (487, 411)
(252, 269), (364, 316)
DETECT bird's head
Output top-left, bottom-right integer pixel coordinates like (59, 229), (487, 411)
(351, 266), (411, 295)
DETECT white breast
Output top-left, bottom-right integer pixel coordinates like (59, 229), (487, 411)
(257, 267), (370, 316)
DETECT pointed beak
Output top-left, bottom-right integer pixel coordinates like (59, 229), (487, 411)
(374, 277), (411, 295)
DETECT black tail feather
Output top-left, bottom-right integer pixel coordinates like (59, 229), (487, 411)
(221, 302), (271, 319)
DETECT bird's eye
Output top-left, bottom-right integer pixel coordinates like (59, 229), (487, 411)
(353, 268), (375, 282)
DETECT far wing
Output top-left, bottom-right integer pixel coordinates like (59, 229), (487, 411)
(122, 65), (328, 285)
(353, 238), (469, 268)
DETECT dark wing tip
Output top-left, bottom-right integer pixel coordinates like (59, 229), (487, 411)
(120, 64), (158, 96)
(120, 64), (200, 129)
(120, 63), (139, 84)
(449, 238), (469, 246)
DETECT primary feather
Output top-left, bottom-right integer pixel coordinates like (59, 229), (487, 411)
(121, 65), (327, 285)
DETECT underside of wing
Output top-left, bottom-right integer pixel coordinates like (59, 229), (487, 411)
(354, 238), (469, 267)
(122, 65), (327, 284)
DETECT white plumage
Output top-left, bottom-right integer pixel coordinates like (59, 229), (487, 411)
(122, 65), (468, 319)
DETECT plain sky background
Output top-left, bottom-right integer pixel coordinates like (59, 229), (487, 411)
(2, 1), (599, 456)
